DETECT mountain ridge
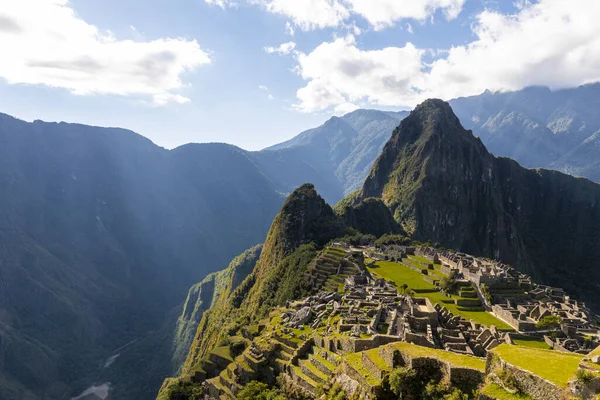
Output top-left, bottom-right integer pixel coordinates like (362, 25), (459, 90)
(357, 98), (600, 308)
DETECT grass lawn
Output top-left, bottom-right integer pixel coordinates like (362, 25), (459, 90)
(481, 383), (532, 400)
(389, 342), (485, 371)
(345, 353), (380, 386)
(367, 261), (513, 331)
(512, 336), (551, 350)
(492, 344), (584, 388)
(211, 345), (233, 361)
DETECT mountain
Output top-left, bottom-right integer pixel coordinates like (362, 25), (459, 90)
(262, 109), (409, 201)
(171, 244), (262, 371)
(179, 184), (347, 375)
(358, 99), (600, 308)
(0, 113), (284, 399)
(0, 106), (407, 399)
(450, 83), (600, 177)
(549, 130), (600, 182)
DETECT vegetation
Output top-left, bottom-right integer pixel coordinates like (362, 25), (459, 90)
(162, 381), (204, 400)
(511, 336), (551, 350)
(492, 344), (584, 388)
(374, 233), (411, 247)
(236, 381), (285, 400)
(367, 260), (513, 330)
(480, 383), (532, 400)
(536, 315), (563, 330)
(388, 366), (469, 399)
(390, 342), (486, 372)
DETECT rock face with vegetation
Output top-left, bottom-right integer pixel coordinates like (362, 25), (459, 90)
(179, 184), (347, 377)
(172, 245), (263, 371)
(0, 107), (406, 399)
(358, 99), (600, 308)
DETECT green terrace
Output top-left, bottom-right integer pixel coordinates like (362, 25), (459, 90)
(366, 260), (513, 331)
(492, 344), (584, 388)
(480, 383), (533, 400)
(510, 334), (552, 350)
(390, 342), (486, 371)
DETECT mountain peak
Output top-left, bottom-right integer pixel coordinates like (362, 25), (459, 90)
(360, 99), (491, 222)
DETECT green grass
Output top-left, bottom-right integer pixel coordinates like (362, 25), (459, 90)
(313, 353), (336, 372)
(345, 353), (380, 386)
(512, 336), (551, 350)
(389, 342), (485, 371)
(481, 383), (532, 400)
(367, 260), (513, 331)
(364, 348), (391, 371)
(211, 345), (233, 361)
(301, 359), (330, 381)
(492, 344), (584, 388)
(367, 260), (438, 292)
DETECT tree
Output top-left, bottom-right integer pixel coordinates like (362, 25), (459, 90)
(236, 381), (285, 400)
(389, 367), (419, 397)
(536, 315), (562, 330)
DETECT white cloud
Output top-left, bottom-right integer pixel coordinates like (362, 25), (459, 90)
(334, 102), (359, 115)
(264, 41), (297, 54)
(293, 0), (600, 112)
(294, 35), (425, 112)
(204, 0), (465, 31)
(406, 23), (414, 34)
(268, 93), (275, 100)
(345, 0), (465, 29)
(285, 21), (295, 36)
(263, 0), (349, 30)
(258, 85), (269, 91)
(0, 0), (210, 105)
(204, 0), (237, 8)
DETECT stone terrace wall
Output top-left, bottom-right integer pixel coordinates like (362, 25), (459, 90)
(486, 353), (565, 400)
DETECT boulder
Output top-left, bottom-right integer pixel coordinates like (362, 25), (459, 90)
(290, 307), (312, 327)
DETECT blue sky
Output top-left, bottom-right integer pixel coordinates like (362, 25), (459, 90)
(0, 0), (599, 150)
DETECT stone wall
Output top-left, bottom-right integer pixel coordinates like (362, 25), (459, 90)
(361, 352), (387, 381)
(486, 353), (565, 400)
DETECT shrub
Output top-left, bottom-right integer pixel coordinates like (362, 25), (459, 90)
(389, 367), (419, 397)
(165, 381), (204, 400)
(236, 381), (285, 400)
(575, 369), (594, 384)
(536, 315), (562, 330)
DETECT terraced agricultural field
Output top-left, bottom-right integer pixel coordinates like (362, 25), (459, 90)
(367, 260), (513, 331)
(389, 342), (486, 371)
(492, 344), (584, 388)
(511, 336), (551, 349)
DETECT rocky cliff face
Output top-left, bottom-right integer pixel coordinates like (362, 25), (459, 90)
(172, 245), (262, 371)
(360, 99), (600, 307)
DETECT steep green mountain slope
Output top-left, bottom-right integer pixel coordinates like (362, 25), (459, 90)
(172, 245), (263, 371)
(0, 113), (284, 399)
(359, 99), (600, 307)
(450, 83), (600, 175)
(179, 184), (347, 376)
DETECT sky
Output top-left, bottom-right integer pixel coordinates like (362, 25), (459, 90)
(0, 0), (599, 151)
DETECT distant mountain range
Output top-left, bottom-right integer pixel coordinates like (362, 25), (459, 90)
(450, 83), (600, 180)
(2, 83), (600, 400)
(162, 98), (600, 399)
